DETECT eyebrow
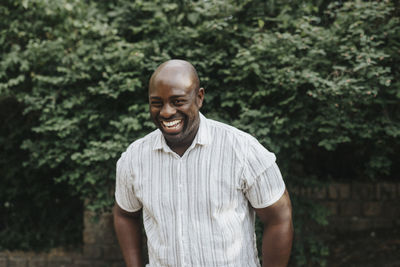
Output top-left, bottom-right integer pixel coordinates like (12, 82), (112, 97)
(170, 95), (187, 98)
(149, 95), (187, 100)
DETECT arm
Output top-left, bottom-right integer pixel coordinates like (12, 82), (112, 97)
(254, 189), (293, 267)
(113, 203), (144, 267)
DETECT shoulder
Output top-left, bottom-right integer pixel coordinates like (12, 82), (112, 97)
(118, 129), (159, 163)
(129, 129), (159, 150)
(206, 117), (259, 146)
(205, 116), (276, 166)
(204, 117), (268, 163)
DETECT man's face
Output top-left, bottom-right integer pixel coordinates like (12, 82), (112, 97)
(149, 74), (204, 147)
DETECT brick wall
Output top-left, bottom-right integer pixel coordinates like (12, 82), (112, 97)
(290, 182), (400, 231)
(0, 211), (124, 267)
(1, 182), (399, 266)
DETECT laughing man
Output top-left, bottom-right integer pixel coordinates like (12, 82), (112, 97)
(113, 59), (293, 267)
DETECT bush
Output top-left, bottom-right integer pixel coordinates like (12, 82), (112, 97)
(0, 96), (82, 250)
(1, 0), (399, 264)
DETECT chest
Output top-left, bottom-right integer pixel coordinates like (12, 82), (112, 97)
(132, 145), (245, 217)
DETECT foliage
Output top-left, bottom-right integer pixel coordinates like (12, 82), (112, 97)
(0, 97), (82, 250)
(1, 0), (399, 263)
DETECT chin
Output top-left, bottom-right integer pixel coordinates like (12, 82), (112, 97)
(164, 133), (186, 145)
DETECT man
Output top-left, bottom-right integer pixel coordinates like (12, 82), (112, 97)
(114, 59), (293, 267)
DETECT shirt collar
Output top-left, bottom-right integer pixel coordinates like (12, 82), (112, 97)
(152, 112), (211, 152)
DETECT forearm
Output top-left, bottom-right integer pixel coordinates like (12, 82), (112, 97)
(113, 206), (144, 267)
(261, 221), (293, 267)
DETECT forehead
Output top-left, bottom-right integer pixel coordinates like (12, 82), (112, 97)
(149, 67), (195, 96)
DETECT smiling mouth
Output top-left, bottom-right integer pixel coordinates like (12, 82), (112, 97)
(161, 119), (183, 133)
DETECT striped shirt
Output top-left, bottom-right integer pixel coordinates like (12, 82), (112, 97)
(115, 113), (286, 267)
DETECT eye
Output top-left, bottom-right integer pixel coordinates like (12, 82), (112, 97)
(151, 101), (162, 107)
(173, 99), (185, 106)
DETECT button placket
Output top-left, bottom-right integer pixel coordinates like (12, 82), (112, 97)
(177, 159), (185, 266)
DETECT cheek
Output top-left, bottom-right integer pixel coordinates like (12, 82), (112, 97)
(149, 110), (160, 122)
(150, 107), (159, 114)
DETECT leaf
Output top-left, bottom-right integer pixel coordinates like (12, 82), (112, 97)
(187, 13), (199, 25)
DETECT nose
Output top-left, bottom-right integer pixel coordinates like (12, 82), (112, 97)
(159, 103), (176, 118)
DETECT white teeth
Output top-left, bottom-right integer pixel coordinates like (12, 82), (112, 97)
(162, 120), (181, 127)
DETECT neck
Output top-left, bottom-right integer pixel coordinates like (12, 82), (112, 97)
(169, 145), (188, 157)
(166, 123), (200, 157)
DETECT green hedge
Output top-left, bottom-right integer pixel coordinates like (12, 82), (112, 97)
(0, 96), (82, 250)
(1, 0), (399, 264)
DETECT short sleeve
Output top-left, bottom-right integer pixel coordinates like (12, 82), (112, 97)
(242, 137), (285, 208)
(245, 162), (286, 208)
(115, 150), (142, 212)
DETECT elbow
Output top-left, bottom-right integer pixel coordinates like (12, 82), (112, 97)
(113, 203), (142, 220)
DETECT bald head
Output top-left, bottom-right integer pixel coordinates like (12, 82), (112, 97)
(149, 59), (200, 93)
(148, 60), (205, 154)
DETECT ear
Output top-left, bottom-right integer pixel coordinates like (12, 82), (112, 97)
(196, 87), (205, 108)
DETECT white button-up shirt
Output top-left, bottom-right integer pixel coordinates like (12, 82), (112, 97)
(115, 113), (286, 267)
